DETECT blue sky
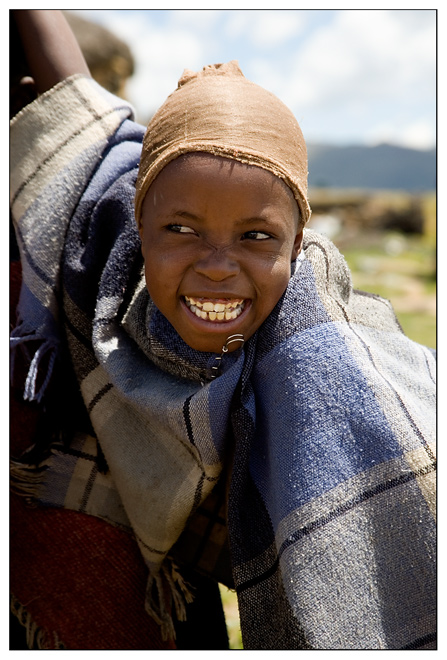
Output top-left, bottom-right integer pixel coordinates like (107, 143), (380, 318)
(75, 8), (436, 150)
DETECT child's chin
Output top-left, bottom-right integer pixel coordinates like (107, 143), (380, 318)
(183, 334), (233, 354)
(180, 328), (247, 355)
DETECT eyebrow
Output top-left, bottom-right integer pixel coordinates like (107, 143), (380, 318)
(171, 210), (202, 222)
(171, 210), (271, 225)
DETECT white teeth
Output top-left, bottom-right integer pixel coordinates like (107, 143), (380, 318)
(184, 296), (246, 322)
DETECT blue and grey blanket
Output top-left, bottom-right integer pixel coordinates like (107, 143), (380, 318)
(10, 76), (436, 649)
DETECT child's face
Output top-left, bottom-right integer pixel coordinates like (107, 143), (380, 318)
(139, 153), (303, 354)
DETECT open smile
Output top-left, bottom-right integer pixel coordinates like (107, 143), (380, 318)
(184, 296), (248, 323)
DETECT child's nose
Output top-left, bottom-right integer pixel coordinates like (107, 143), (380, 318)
(193, 247), (240, 281)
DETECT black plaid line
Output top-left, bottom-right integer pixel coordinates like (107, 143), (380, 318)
(12, 80), (129, 206)
(278, 462), (435, 559)
(315, 242), (436, 464)
(191, 472), (205, 515)
(183, 395), (195, 445)
(236, 461), (436, 594)
(79, 462), (99, 514)
(70, 78), (104, 122)
(64, 307), (94, 351)
(179, 396), (222, 478)
(235, 556), (280, 595)
(87, 383), (113, 414)
(356, 328), (436, 462)
(400, 632), (436, 650)
(134, 533), (167, 557)
(56, 446), (96, 462)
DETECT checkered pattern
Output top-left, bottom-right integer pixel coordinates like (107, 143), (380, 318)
(10, 76), (436, 649)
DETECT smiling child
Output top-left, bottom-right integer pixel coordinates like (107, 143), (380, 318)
(10, 10), (436, 651)
(139, 153), (303, 354)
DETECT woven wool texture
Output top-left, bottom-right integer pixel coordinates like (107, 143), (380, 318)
(10, 75), (436, 650)
(10, 496), (174, 650)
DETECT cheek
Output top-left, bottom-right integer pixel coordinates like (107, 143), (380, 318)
(262, 251), (293, 288)
(143, 241), (177, 276)
(254, 256), (292, 317)
(142, 246), (176, 302)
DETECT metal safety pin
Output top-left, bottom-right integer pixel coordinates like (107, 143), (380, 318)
(210, 334), (245, 379)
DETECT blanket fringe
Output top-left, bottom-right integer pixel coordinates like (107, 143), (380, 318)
(11, 594), (65, 649)
(144, 560), (195, 641)
(10, 457), (47, 503)
(11, 459), (195, 643)
(10, 329), (59, 403)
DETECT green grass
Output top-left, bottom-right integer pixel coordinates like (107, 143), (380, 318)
(219, 584), (243, 649)
(313, 190), (437, 348)
(341, 231), (436, 348)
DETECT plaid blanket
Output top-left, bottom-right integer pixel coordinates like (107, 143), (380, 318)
(10, 76), (436, 649)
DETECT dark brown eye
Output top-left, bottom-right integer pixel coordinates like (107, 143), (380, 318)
(243, 231), (271, 240)
(167, 224), (196, 234)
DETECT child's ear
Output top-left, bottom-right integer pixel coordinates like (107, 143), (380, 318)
(291, 229), (304, 260)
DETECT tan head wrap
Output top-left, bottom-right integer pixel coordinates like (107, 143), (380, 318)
(135, 61), (311, 227)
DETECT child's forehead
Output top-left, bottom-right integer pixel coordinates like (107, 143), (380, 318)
(155, 152), (295, 194)
(150, 153), (298, 206)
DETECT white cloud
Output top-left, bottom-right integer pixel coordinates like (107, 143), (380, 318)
(285, 10), (435, 107)
(222, 11), (255, 42)
(267, 9), (436, 147)
(168, 9), (224, 32)
(79, 10), (208, 121)
(250, 11), (306, 48)
(222, 10), (307, 49)
(369, 119), (436, 150)
(74, 9), (436, 148)
(401, 123), (436, 151)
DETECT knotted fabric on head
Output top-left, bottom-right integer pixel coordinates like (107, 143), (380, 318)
(134, 61), (311, 227)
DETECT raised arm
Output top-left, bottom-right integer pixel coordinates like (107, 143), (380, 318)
(12, 9), (91, 95)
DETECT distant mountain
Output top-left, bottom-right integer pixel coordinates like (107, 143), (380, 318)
(307, 143), (436, 191)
